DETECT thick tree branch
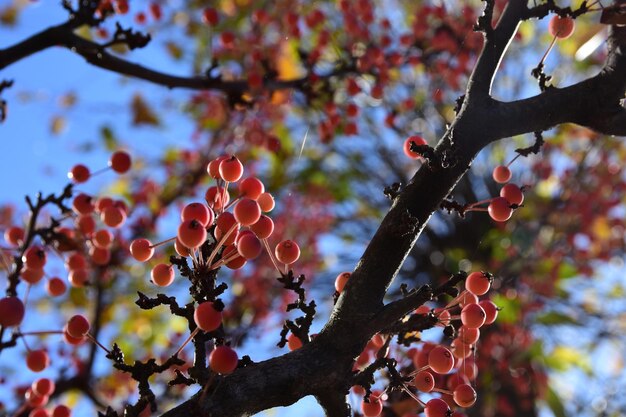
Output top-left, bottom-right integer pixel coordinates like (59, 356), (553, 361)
(487, 25), (626, 139)
(467, 0), (526, 99)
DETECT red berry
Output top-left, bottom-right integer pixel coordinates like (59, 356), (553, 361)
(238, 177), (265, 200)
(181, 202), (214, 227)
(68, 269), (89, 287)
(461, 303), (486, 329)
(21, 267), (44, 284)
(287, 333), (303, 351)
(334, 272), (351, 293)
(52, 405), (72, 417)
(130, 238), (154, 262)
(115, 0), (129, 14)
(424, 398), (450, 417)
(237, 233), (262, 259)
(428, 345), (454, 374)
(149, 3), (162, 20)
(479, 300), (499, 325)
(453, 383), (477, 407)
(151, 264), (175, 287)
(101, 206), (126, 228)
(66, 314), (90, 338)
(412, 370), (435, 392)
(63, 329), (86, 346)
(257, 192), (275, 212)
(32, 378), (55, 396)
(23, 245), (47, 269)
(275, 240), (300, 264)
(0, 296), (25, 327)
(492, 165), (511, 183)
(25, 388), (48, 408)
(223, 245), (246, 269)
(26, 350), (50, 372)
(361, 391), (383, 417)
(458, 291), (478, 307)
(109, 151), (132, 173)
(219, 156), (244, 182)
(174, 238), (191, 257)
(68, 164), (90, 183)
(209, 345), (238, 374)
(233, 198), (261, 226)
(465, 271), (491, 296)
(93, 229), (113, 249)
(202, 7), (219, 25)
(207, 155), (229, 179)
(4, 226), (25, 246)
(90, 247), (110, 265)
(72, 193), (94, 215)
(66, 252), (86, 270)
(250, 215), (274, 239)
(76, 214), (96, 235)
(451, 338), (473, 359)
(194, 302), (222, 332)
(46, 277), (67, 297)
(500, 183), (524, 205)
(458, 326), (480, 344)
(549, 15), (575, 39)
(178, 219), (207, 248)
(403, 135), (427, 159)
(488, 197), (513, 222)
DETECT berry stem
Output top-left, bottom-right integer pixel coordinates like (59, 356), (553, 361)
(223, 196), (242, 211)
(150, 236), (177, 248)
(467, 198), (496, 209)
(91, 166), (111, 177)
(401, 385), (426, 407)
(206, 223), (239, 267)
(539, 35), (558, 68)
(262, 238), (284, 276)
(18, 330), (64, 336)
(173, 327), (200, 357)
(87, 333), (111, 354)
(209, 251), (241, 271)
(432, 388), (453, 395)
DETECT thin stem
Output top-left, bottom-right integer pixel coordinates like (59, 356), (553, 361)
(86, 333), (110, 354)
(262, 238), (283, 276)
(19, 330), (64, 336)
(150, 236), (177, 248)
(173, 327), (200, 357)
(538, 35), (558, 68)
(206, 223), (238, 267)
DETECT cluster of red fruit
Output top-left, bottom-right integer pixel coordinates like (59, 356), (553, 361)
(487, 165), (524, 222)
(346, 272), (498, 417)
(128, 155), (301, 374)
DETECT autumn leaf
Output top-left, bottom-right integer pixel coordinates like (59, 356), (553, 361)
(131, 94), (160, 126)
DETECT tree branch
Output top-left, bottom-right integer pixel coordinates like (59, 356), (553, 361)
(467, 0), (526, 99)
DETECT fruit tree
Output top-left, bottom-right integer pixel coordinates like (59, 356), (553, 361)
(1, 1), (625, 417)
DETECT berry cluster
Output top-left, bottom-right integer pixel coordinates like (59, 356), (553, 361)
(128, 154), (302, 374)
(351, 272), (499, 417)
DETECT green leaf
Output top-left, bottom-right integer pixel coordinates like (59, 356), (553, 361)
(546, 387), (567, 417)
(535, 311), (579, 326)
(545, 346), (592, 374)
(490, 293), (520, 324)
(100, 125), (119, 151)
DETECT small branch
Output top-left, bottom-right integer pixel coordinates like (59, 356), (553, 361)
(0, 79), (14, 123)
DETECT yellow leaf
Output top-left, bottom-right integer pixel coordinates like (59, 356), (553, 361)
(131, 94), (160, 126)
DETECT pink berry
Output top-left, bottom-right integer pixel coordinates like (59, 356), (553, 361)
(412, 370), (435, 392)
(424, 398), (450, 417)
(488, 197), (513, 222)
(233, 198), (261, 226)
(479, 300), (499, 325)
(500, 183), (524, 205)
(32, 378), (55, 396)
(250, 215), (274, 239)
(257, 192), (275, 212)
(239, 177), (265, 200)
(23, 245), (47, 269)
(275, 240), (300, 264)
(130, 238), (154, 262)
(465, 271), (491, 296)
(178, 219), (208, 248)
(52, 405), (72, 417)
(46, 277), (67, 297)
(461, 303), (486, 329)
(72, 193), (94, 215)
(101, 206), (126, 228)
(334, 272), (351, 293)
(237, 233), (262, 259)
(492, 165), (511, 183)
(219, 156), (244, 182)
(453, 383), (477, 407)
(4, 226), (25, 246)
(151, 264), (175, 287)
(361, 392), (383, 417)
(428, 345), (454, 374)
(181, 202), (214, 227)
